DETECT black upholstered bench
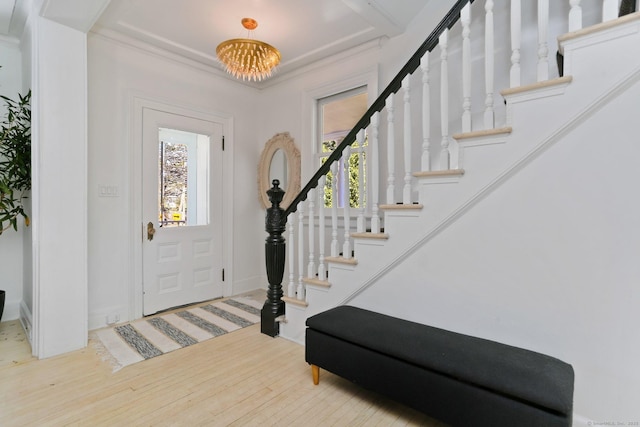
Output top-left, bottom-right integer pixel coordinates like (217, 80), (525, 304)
(305, 305), (574, 427)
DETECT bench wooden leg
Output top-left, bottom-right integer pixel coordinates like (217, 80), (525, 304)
(311, 364), (319, 385)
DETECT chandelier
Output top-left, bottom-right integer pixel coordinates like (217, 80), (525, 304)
(216, 18), (281, 82)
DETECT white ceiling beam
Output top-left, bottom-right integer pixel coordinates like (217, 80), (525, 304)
(40, 0), (111, 33)
(7, 0), (31, 38)
(340, 0), (403, 37)
(0, 0), (15, 35)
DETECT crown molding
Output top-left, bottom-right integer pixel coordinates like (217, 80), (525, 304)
(91, 25), (385, 91)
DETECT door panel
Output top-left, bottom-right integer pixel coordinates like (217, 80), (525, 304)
(142, 108), (223, 315)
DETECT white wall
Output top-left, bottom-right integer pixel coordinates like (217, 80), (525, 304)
(0, 37), (24, 322)
(87, 34), (265, 329)
(349, 53), (640, 426)
(30, 16), (89, 358)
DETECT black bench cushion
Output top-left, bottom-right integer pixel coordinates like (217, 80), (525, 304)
(306, 305), (574, 415)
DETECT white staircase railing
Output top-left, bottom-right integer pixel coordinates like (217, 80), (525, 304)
(279, 0), (636, 303)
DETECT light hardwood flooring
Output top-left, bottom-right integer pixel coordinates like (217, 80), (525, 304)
(0, 320), (35, 368)
(0, 319), (446, 426)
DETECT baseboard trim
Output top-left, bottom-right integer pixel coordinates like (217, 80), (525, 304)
(2, 299), (21, 322)
(231, 276), (266, 297)
(19, 300), (33, 347)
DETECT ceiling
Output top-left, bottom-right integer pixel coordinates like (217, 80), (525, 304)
(0, 0), (429, 86)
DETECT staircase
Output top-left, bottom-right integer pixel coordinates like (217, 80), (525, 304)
(262, 0), (640, 353)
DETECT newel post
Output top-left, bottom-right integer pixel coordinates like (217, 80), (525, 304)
(261, 179), (286, 337)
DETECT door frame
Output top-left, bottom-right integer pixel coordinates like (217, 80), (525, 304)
(129, 95), (234, 321)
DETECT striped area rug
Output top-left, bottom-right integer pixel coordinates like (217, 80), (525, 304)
(92, 296), (262, 371)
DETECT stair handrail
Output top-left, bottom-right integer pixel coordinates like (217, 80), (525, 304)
(282, 0), (475, 223)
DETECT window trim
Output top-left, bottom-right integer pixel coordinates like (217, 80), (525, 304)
(301, 66), (379, 215)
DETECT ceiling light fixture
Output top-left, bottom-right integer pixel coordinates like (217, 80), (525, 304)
(216, 18), (281, 82)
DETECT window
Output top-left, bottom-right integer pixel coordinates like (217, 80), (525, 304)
(158, 128), (210, 227)
(317, 87), (368, 209)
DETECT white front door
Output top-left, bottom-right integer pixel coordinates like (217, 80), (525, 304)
(142, 108), (224, 315)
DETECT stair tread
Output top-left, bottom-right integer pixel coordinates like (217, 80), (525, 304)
(500, 76), (573, 97)
(413, 169), (465, 178)
(379, 203), (424, 210)
(282, 296), (308, 307)
(452, 127), (512, 140)
(302, 277), (331, 287)
(351, 232), (389, 240)
(324, 256), (358, 265)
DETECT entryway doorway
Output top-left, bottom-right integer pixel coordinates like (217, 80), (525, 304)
(141, 107), (224, 315)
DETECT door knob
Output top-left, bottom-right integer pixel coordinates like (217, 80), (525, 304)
(147, 222), (156, 241)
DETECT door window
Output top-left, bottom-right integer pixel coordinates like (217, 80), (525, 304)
(158, 128), (210, 227)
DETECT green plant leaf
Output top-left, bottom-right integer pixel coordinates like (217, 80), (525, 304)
(0, 88), (31, 234)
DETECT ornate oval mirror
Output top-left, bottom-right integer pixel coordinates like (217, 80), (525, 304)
(269, 148), (288, 188)
(258, 132), (301, 209)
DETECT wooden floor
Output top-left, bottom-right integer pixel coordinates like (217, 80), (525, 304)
(0, 319), (447, 426)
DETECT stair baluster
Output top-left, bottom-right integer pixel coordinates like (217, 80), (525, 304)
(318, 176), (326, 280)
(510, 0), (522, 87)
(402, 76), (413, 204)
(330, 161), (339, 257)
(461, 3), (472, 131)
(307, 188), (315, 280)
(297, 199), (305, 300)
(484, 1), (495, 128)
(537, 0), (550, 82)
(440, 29), (451, 170)
(356, 129), (366, 232)
(603, 0), (619, 21)
(385, 94), (395, 204)
(370, 112), (381, 233)
(420, 54), (431, 172)
(569, 0), (583, 31)
(287, 215), (295, 298)
(342, 145), (352, 259)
